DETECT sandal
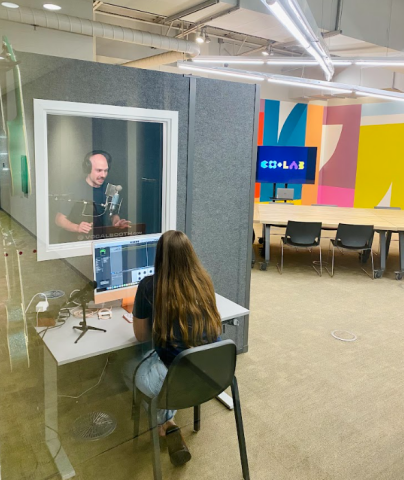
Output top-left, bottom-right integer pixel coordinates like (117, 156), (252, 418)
(165, 425), (191, 466)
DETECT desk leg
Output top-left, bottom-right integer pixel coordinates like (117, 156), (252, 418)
(395, 232), (404, 280)
(216, 391), (234, 410)
(374, 231), (387, 279)
(44, 347), (76, 480)
(260, 225), (270, 271)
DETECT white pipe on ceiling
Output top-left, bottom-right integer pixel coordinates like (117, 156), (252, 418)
(0, 6), (200, 58)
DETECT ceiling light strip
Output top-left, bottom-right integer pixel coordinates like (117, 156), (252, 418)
(267, 78), (351, 93)
(261, 0), (333, 81)
(355, 91), (404, 102)
(178, 64), (265, 81)
(355, 61), (404, 66)
(192, 59), (265, 65)
(179, 63), (404, 102)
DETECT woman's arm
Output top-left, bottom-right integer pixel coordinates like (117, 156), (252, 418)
(133, 316), (152, 342)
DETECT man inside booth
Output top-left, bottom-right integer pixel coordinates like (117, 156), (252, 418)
(55, 150), (130, 241)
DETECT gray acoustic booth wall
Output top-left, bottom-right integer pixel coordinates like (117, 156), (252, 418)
(0, 52), (258, 353)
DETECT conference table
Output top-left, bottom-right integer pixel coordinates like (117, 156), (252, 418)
(254, 203), (404, 279)
(36, 293), (249, 479)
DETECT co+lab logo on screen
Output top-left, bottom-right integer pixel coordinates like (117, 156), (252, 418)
(261, 160), (305, 170)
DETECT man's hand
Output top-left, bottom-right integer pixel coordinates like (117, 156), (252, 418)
(112, 218), (131, 229)
(76, 222), (93, 234)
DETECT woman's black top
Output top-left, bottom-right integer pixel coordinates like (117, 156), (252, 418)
(133, 275), (218, 367)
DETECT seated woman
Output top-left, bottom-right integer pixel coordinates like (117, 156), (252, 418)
(132, 230), (222, 466)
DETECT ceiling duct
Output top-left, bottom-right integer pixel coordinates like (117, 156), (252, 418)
(0, 6), (200, 58)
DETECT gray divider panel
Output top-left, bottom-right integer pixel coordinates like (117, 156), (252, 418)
(1, 53), (257, 352)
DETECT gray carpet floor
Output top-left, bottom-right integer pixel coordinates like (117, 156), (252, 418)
(1, 215), (404, 479)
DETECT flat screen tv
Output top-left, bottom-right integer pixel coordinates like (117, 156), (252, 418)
(256, 146), (317, 184)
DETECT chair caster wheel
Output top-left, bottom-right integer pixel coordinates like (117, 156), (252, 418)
(259, 262), (267, 271)
(374, 271), (382, 279)
(395, 272), (403, 280)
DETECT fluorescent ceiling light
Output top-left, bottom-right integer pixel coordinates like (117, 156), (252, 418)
(192, 59), (265, 65)
(355, 91), (404, 102)
(267, 77), (352, 94)
(178, 64), (265, 81)
(262, 50), (270, 56)
(1, 2), (19, 7)
(267, 59), (317, 65)
(332, 60), (353, 66)
(355, 61), (404, 66)
(43, 3), (62, 10)
(261, 0), (333, 81)
(287, 0), (316, 42)
(267, 1), (310, 49)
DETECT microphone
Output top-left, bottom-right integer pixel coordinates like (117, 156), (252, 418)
(109, 185), (122, 217)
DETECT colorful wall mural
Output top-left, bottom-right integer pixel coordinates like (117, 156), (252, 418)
(256, 99), (404, 208)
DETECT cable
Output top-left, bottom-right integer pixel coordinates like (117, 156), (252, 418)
(58, 356), (110, 399)
(28, 424), (63, 479)
(25, 292), (47, 313)
(72, 308), (98, 318)
(68, 289), (81, 306)
(331, 330), (357, 342)
(39, 319), (66, 339)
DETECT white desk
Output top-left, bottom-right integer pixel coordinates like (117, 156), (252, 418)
(37, 293), (249, 479)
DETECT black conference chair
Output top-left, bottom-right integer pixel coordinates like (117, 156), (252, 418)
(277, 220), (322, 276)
(132, 340), (249, 480)
(326, 223), (375, 279)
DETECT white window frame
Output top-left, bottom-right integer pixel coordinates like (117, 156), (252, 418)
(34, 99), (178, 261)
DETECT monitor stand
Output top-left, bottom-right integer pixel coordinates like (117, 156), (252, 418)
(73, 299), (106, 344)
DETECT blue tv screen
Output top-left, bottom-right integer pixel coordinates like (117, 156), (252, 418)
(256, 146), (317, 184)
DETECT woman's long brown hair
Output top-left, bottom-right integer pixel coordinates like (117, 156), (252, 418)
(153, 230), (221, 348)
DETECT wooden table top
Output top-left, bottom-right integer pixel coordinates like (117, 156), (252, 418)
(254, 204), (404, 231)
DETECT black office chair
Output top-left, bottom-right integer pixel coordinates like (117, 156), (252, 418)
(132, 340), (249, 480)
(277, 220), (322, 276)
(326, 223), (375, 279)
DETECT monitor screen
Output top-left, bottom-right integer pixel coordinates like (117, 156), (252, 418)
(256, 146), (317, 184)
(93, 234), (160, 295)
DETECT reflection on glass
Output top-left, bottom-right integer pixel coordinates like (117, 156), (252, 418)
(47, 115), (163, 244)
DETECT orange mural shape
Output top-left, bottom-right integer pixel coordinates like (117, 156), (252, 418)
(302, 104), (323, 205)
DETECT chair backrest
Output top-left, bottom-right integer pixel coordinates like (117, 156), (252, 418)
(335, 223), (374, 248)
(285, 220), (322, 245)
(312, 204), (338, 207)
(374, 206), (401, 210)
(158, 340), (237, 410)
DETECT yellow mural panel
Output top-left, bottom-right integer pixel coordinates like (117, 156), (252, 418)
(354, 124), (404, 208)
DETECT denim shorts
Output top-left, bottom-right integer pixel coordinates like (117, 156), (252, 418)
(135, 350), (176, 425)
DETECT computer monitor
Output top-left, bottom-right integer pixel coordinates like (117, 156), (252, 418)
(277, 188), (294, 200)
(92, 234), (161, 303)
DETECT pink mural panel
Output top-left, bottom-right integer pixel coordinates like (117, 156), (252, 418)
(320, 105), (362, 189)
(317, 185), (355, 207)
